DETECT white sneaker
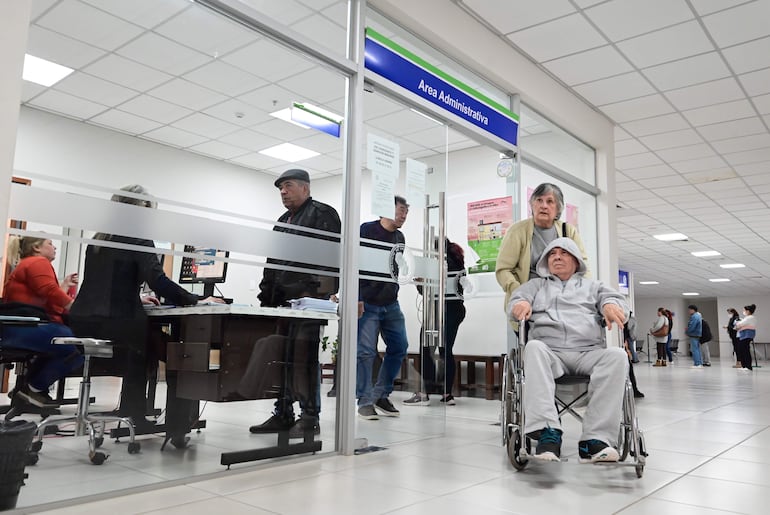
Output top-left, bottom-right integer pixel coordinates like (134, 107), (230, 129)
(691, 365), (703, 369)
(402, 392), (430, 406)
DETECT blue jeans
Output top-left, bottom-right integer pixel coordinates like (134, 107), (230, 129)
(356, 301), (408, 406)
(2, 323), (84, 391)
(665, 334), (673, 362)
(689, 337), (702, 366)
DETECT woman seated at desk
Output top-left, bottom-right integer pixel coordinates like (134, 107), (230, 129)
(2, 236), (84, 408)
(69, 184), (223, 448)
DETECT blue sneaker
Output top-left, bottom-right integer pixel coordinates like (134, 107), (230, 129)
(532, 427), (562, 461)
(578, 439), (619, 463)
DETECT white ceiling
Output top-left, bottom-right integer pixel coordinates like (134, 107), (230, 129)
(20, 0), (770, 300)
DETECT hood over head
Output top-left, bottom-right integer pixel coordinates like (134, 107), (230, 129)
(536, 237), (587, 278)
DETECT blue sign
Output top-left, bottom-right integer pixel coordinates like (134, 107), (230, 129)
(292, 103), (341, 138)
(618, 270), (629, 295)
(365, 29), (519, 147)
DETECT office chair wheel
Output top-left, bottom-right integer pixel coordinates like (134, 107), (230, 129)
(127, 442), (141, 454)
(26, 451), (39, 466)
(508, 429), (528, 471)
(30, 440), (42, 452)
(94, 436), (104, 449)
(89, 451), (108, 465)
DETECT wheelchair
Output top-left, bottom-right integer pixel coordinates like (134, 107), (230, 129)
(501, 320), (647, 478)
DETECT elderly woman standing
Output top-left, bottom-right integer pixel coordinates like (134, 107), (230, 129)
(495, 183), (589, 324)
(734, 304), (757, 371)
(2, 236), (84, 407)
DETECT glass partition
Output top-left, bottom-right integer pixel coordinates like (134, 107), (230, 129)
(5, 0), (350, 508)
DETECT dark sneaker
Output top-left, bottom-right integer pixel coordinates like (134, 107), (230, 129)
(634, 390), (645, 398)
(402, 392), (430, 406)
(578, 439), (619, 463)
(440, 395), (456, 406)
(288, 416), (320, 439)
(375, 397), (400, 417)
(17, 387), (60, 408)
(249, 414), (295, 434)
(358, 405), (379, 420)
(532, 427), (562, 461)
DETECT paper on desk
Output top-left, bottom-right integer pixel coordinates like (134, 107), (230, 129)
(288, 297), (338, 313)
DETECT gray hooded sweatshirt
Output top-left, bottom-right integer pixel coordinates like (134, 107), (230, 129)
(508, 237), (629, 352)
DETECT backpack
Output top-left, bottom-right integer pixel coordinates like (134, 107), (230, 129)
(700, 319), (712, 343)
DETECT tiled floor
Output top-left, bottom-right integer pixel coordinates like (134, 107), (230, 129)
(9, 356), (770, 514)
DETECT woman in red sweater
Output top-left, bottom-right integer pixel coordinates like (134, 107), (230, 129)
(2, 236), (83, 408)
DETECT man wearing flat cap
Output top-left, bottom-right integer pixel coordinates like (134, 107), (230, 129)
(247, 168), (341, 437)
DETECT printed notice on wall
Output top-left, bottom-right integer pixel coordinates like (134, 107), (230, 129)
(368, 134), (400, 218)
(405, 158), (426, 207)
(467, 196), (513, 274)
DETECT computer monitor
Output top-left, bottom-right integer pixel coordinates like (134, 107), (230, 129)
(179, 245), (229, 297)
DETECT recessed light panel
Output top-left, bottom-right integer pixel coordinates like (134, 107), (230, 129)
(691, 250), (721, 257)
(258, 142), (319, 162)
(638, 281), (659, 285)
(709, 278), (730, 282)
(682, 292), (700, 296)
(22, 54), (73, 87)
(720, 263), (745, 269)
(653, 233), (688, 241)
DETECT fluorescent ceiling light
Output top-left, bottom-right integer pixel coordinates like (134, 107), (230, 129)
(258, 142), (319, 162)
(269, 108), (311, 129)
(22, 54), (73, 87)
(410, 108), (442, 125)
(682, 292), (700, 296)
(653, 233), (688, 241)
(638, 281), (659, 285)
(720, 263), (745, 269)
(709, 278), (730, 282)
(691, 250), (721, 257)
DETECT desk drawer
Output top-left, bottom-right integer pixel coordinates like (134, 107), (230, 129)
(167, 342), (210, 372)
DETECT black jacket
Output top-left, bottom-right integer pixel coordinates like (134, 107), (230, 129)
(258, 197), (341, 307)
(70, 235), (199, 320)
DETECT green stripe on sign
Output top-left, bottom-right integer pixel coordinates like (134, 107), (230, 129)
(365, 27), (519, 122)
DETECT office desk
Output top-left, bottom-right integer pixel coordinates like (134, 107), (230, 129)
(146, 304), (337, 466)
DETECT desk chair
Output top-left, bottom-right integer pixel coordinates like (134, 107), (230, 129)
(31, 338), (140, 465)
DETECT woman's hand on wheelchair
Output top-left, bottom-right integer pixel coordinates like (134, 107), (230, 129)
(511, 301), (532, 321)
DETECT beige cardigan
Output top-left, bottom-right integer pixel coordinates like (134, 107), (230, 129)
(495, 218), (590, 317)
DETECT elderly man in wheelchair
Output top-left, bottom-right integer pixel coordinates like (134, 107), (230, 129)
(509, 237), (628, 464)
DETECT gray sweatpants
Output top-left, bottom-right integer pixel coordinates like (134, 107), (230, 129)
(700, 341), (711, 364)
(523, 340), (628, 446)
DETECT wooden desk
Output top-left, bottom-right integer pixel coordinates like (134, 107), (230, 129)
(146, 304), (337, 466)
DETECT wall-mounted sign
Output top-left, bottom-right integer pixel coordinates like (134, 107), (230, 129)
(365, 28), (519, 147)
(619, 269), (629, 295)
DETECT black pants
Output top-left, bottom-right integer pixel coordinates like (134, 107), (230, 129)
(419, 301), (466, 395)
(628, 356), (640, 393)
(737, 338), (753, 370)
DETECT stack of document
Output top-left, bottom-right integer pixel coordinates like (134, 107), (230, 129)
(289, 297), (338, 313)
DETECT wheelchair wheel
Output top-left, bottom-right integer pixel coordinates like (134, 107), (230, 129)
(618, 424), (631, 461)
(508, 428), (528, 470)
(501, 355), (513, 445)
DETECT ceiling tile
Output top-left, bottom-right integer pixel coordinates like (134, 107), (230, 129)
(670, 155), (727, 173)
(639, 129), (704, 150)
(738, 68), (770, 97)
(21, 82), (47, 103)
(117, 32), (211, 75)
(223, 39), (315, 82)
(754, 93), (770, 114)
(682, 99), (756, 126)
(619, 164), (675, 179)
(711, 133), (770, 154)
(183, 61), (267, 98)
(664, 77), (746, 111)
(218, 128), (282, 151)
(600, 94), (674, 123)
(301, 153), (342, 173)
(543, 46), (633, 85)
(702, 1), (770, 47)
(202, 99), (271, 128)
(614, 126), (633, 141)
(656, 143), (716, 162)
(366, 109), (445, 136)
(617, 21), (714, 68)
(615, 152), (663, 170)
(697, 117), (767, 142)
(26, 25), (106, 69)
(615, 138), (648, 156)
(507, 14), (606, 62)
(641, 52), (731, 91)
(141, 126), (209, 148)
(30, 0), (57, 20)
(722, 36), (770, 74)
(462, 0), (576, 33)
(148, 79), (228, 111)
(733, 161), (770, 176)
(188, 140), (250, 160)
(89, 109), (162, 135)
(585, 0), (693, 42)
(118, 95), (192, 124)
(573, 72), (655, 105)
(293, 133), (344, 154)
(154, 5), (257, 57)
(290, 11), (348, 54)
(236, 0), (313, 25)
(228, 151), (287, 171)
(690, 0), (751, 16)
(80, 0), (190, 28)
(281, 68), (346, 105)
(28, 89), (107, 120)
(53, 72), (138, 107)
(251, 117), (315, 142)
(637, 174), (689, 188)
(621, 113), (690, 137)
(171, 113), (241, 139)
(36, 0), (144, 51)
(84, 54), (173, 92)
(723, 147), (770, 165)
